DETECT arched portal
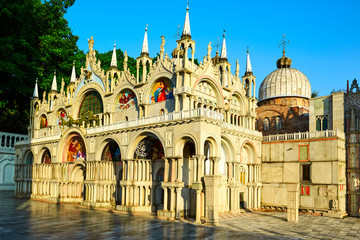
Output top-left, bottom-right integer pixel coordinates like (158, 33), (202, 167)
(155, 167), (164, 211)
(41, 149), (51, 164)
(102, 141), (121, 161)
(63, 134), (86, 162)
(24, 151), (33, 165)
(182, 138), (196, 218)
(101, 140), (122, 204)
(134, 136), (164, 161)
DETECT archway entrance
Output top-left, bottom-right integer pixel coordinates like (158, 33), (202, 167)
(182, 139), (196, 218)
(101, 140), (122, 205)
(132, 135), (164, 213)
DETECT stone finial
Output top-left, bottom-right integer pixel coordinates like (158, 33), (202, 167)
(246, 47), (253, 74)
(110, 41), (117, 68)
(220, 30), (227, 60)
(51, 70), (57, 92)
(33, 78), (39, 98)
(181, 3), (191, 38)
(141, 25), (149, 55)
(70, 60), (76, 83)
(235, 59), (239, 77)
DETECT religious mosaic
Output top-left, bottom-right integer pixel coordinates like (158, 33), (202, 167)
(42, 149), (51, 164)
(56, 109), (69, 126)
(102, 142), (121, 161)
(115, 89), (137, 112)
(134, 138), (164, 160)
(40, 115), (48, 128)
(66, 136), (86, 162)
(149, 79), (174, 104)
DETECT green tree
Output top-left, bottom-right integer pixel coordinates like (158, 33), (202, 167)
(0, 0), (80, 133)
(311, 90), (320, 98)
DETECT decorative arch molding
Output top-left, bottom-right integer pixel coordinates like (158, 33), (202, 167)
(126, 130), (166, 160)
(220, 136), (236, 163)
(22, 149), (34, 164)
(72, 84), (105, 118)
(146, 76), (175, 104)
(70, 162), (86, 182)
(174, 133), (199, 157)
(95, 137), (122, 161)
(202, 134), (220, 157)
(240, 140), (258, 164)
(229, 91), (246, 115)
(113, 88), (139, 113)
(53, 107), (68, 126)
(2, 163), (14, 183)
(74, 61), (106, 98)
(193, 75), (225, 108)
(37, 147), (51, 164)
(58, 128), (88, 163)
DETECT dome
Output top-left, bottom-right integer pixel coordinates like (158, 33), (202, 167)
(258, 52), (311, 102)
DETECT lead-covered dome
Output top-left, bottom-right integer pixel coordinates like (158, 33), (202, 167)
(258, 50), (311, 102)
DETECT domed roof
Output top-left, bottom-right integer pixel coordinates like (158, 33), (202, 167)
(258, 51), (311, 102)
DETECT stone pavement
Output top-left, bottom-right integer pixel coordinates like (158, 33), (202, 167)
(1, 191), (360, 239)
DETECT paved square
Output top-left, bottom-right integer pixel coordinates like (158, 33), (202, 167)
(1, 191), (360, 239)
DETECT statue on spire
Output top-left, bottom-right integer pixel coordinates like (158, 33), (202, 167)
(123, 51), (128, 70)
(160, 36), (165, 59)
(88, 36), (94, 51)
(207, 42), (212, 60)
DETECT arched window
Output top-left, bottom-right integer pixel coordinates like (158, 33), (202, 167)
(41, 149), (51, 164)
(245, 79), (250, 97)
(263, 118), (270, 131)
(79, 91), (103, 117)
(275, 116), (282, 130)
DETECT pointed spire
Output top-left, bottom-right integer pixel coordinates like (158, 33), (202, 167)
(110, 41), (117, 68)
(181, 3), (191, 38)
(33, 78), (39, 98)
(246, 47), (253, 74)
(141, 25), (149, 56)
(51, 70), (57, 92)
(70, 60), (76, 83)
(220, 30), (227, 60)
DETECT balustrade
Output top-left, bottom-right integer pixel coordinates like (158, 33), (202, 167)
(263, 129), (344, 142)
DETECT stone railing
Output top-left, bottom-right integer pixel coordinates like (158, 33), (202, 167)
(174, 86), (192, 95)
(0, 132), (27, 153)
(87, 108), (223, 134)
(15, 134), (61, 146)
(222, 122), (263, 138)
(263, 129), (345, 142)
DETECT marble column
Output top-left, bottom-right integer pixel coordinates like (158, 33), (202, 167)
(195, 189), (201, 224)
(163, 187), (168, 211)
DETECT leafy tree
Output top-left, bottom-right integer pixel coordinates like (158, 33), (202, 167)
(0, 0), (80, 133)
(330, 88), (345, 94)
(96, 49), (138, 77)
(311, 90), (320, 98)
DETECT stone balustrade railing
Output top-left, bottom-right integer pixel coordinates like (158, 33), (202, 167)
(15, 108), (261, 144)
(174, 86), (192, 95)
(87, 108), (224, 134)
(222, 122), (263, 138)
(263, 129), (345, 142)
(0, 132), (27, 152)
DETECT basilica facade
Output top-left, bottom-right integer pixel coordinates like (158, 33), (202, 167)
(14, 7), (263, 223)
(14, 5), (356, 222)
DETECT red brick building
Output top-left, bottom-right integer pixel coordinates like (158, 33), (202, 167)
(256, 50), (311, 135)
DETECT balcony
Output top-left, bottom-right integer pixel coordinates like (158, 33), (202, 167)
(263, 129), (345, 142)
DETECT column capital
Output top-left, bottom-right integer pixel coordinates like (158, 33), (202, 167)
(210, 156), (220, 162)
(193, 155), (206, 161)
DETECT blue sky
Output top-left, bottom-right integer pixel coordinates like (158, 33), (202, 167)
(65, 0), (360, 97)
